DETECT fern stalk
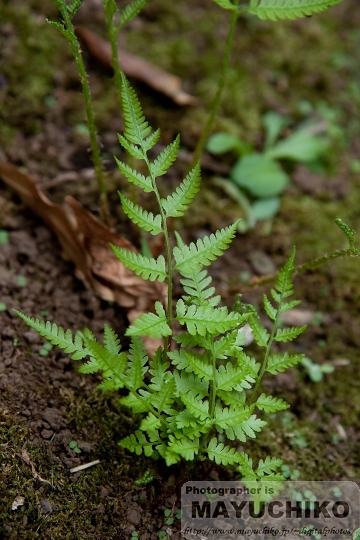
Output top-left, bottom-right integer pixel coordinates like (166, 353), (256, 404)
(191, 0), (243, 168)
(50, 0), (110, 224)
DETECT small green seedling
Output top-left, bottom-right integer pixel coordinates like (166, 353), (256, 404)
(300, 356), (334, 383)
(131, 532), (139, 539)
(207, 111), (329, 230)
(0, 230), (9, 244)
(281, 464), (300, 480)
(17, 275), (27, 287)
(39, 342), (54, 357)
(69, 440), (82, 454)
(134, 470), (154, 485)
(0, 302), (7, 312)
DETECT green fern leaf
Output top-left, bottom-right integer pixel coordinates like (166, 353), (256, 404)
(275, 247), (296, 297)
(214, 404), (252, 431)
(249, 315), (270, 347)
(173, 221), (239, 274)
(211, 0), (237, 9)
(263, 294), (276, 321)
(180, 393), (210, 421)
(174, 371), (209, 399)
(280, 299), (301, 313)
(256, 393), (289, 413)
(217, 389), (246, 408)
(176, 299), (242, 336)
(111, 246), (167, 282)
(180, 269), (221, 308)
(168, 435), (200, 461)
(248, 0), (343, 21)
(119, 0), (148, 29)
(161, 162), (201, 218)
(114, 158), (153, 192)
(149, 135), (180, 178)
(15, 311), (89, 360)
(216, 361), (257, 392)
(103, 325), (121, 355)
(147, 376), (175, 413)
(47, 20), (69, 38)
(66, 0), (85, 17)
(126, 302), (171, 338)
(207, 437), (243, 465)
(80, 332), (127, 385)
(120, 392), (148, 413)
(256, 456), (283, 476)
(119, 194), (163, 235)
(213, 331), (244, 359)
(119, 430), (156, 457)
(143, 128), (161, 151)
(117, 133), (145, 160)
(274, 325), (306, 342)
(231, 415), (266, 442)
(267, 352), (304, 374)
(149, 349), (170, 391)
(139, 412), (161, 432)
(120, 72), (153, 150)
(125, 336), (148, 390)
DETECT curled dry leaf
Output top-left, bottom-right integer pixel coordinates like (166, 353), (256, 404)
(0, 162), (167, 353)
(16, 443), (51, 485)
(11, 496), (25, 511)
(75, 26), (198, 106)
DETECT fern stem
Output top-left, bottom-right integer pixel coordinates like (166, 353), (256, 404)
(232, 248), (360, 293)
(102, 0), (123, 112)
(190, 1), (242, 169)
(57, 1), (110, 224)
(144, 156), (173, 353)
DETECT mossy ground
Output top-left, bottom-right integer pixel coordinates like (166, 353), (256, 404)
(1, 0), (360, 537)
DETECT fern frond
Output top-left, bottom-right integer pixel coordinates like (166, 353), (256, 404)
(150, 135), (180, 178)
(143, 128), (161, 151)
(111, 246), (167, 282)
(80, 333), (128, 387)
(266, 352), (304, 374)
(120, 392), (148, 413)
(161, 162), (201, 218)
(207, 437), (243, 465)
(147, 376), (175, 413)
(176, 299), (243, 336)
(15, 311), (89, 360)
(119, 0), (148, 29)
(173, 221), (239, 274)
(256, 456), (283, 476)
(213, 331), (244, 359)
(125, 336), (148, 390)
(217, 389), (246, 408)
(117, 133), (145, 160)
(114, 158), (153, 192)
(119, 194), (163, 235)
(119, 430), (158, 457)
(149, 349), (170, 391)
(139, 412), (161, 432)
(120, 72), (153, 150)
(274, 326), (306, 342)
(168, 435), (200, 461)
(248, 0), (343, 21)
(263, 294), (276, 321)
(174, 371), (209, 399)
(279, 299), (301, 313)
(256, 393), (289, 413)
(66, 0), (85, 17)
(180, 393), (210, 421)
(230, 415), (266, 442)
(248, 315), (270, 347)
(126, 302), (171, 338)
(103, 325), (121, 356)
(180, 270), (220, 308)
(216, 361), (257, 392)
(169, 350), (213, 380)
(275, 246), (296, 297)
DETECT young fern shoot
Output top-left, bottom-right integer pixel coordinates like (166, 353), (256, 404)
(16, 73), (306, 476)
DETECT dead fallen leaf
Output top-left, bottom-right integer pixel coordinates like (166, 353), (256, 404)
(0, 162), (167, 354)
(75, 26), (198, 106)
(11, 496), (25, 511)
(16, 444), (51, 485)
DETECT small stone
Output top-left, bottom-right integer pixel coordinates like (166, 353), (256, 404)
(40, 499), (52, 515)
(21, 410), (31, 418)
(77, 441), (92, 453)
(41, 429), (54, 439)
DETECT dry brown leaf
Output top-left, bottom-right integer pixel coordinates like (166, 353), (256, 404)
(75, 26), (198, 106)
(0, 162), (167, 353)
(16, 444), (51, 485)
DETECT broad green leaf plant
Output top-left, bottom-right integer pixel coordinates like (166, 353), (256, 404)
(17, 74), (308, 477)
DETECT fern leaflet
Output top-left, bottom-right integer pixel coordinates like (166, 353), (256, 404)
(248, 0), (343, 21)
(120, 72), (152, 151)
(256, 393), (289, 413)
(119, 0), (148, 29)
(119, 194), (163, 235)
(267, 352), (304, 374)
(161, 162), (201, 218)
(111, 246), (167, 282)
(150, 135), (180, 178)
(114, 158), (153, 192)
(173, 221), (240, 274)
(15, 311), (89, 360)
(126, 301), (171, 338)
(207, 437), (243, 465)
(176, 299), (243, 336)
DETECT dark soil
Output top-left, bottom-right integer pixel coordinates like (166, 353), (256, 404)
(1, 0), (360, 538)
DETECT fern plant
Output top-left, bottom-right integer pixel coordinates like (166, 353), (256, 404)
(16, 73), (308, 478)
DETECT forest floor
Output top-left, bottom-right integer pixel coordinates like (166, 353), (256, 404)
(1, 0), (360, 538)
